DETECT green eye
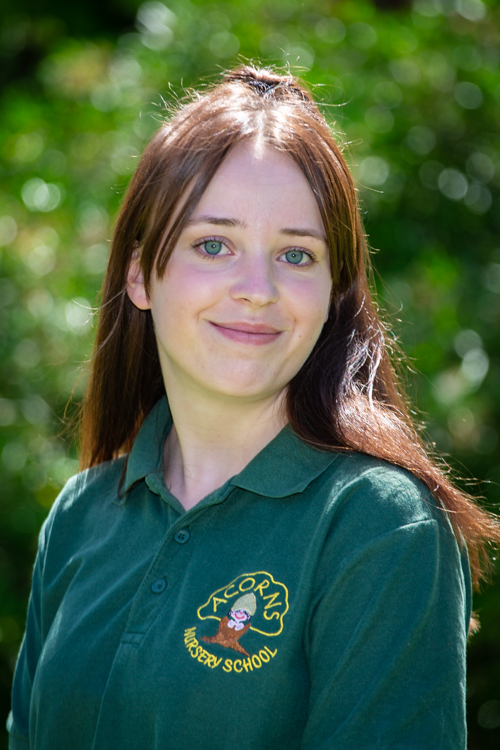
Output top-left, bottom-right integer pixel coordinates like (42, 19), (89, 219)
(284, 250), (305, 264)
(203, 240), (223, 255)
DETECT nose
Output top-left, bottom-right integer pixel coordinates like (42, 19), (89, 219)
(229, 253), (279, 307)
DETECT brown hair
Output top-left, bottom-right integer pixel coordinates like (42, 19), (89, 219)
(80, 64), (499, 593)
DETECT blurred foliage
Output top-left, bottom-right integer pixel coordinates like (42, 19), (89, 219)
(1, 0), (500, 747)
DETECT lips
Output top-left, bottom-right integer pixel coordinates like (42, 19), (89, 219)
(209, 321), (283, 345)
(213, 321), (281, 334)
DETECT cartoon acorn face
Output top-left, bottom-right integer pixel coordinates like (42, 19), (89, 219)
(228, 593), (256, 630)
(201, 593), (257, 657)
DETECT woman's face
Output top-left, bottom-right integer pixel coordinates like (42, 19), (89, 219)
(127, 140), (332, 407)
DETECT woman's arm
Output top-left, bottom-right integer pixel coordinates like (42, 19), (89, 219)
(302, 485), (471, 749)
(7, 517), (50, 750)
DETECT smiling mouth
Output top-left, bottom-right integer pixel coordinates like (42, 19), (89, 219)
(209, 321), (282, 345)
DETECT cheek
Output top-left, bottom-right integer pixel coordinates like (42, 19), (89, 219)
(161, 264), (223, 318)
(288, 278), (332, 336)
(148, 271), (201, 336)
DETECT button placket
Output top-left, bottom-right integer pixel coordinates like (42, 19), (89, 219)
(121, 502), (229, 643)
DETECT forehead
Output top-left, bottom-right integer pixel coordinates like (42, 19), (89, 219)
(189, 140), (325, 234)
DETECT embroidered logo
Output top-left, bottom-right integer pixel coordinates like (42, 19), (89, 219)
(184, 571), (289, 673)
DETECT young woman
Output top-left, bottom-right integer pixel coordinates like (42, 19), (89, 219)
(8, 65), (499, 750)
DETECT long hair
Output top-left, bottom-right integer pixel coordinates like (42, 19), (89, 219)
(80, 64), (499, 592)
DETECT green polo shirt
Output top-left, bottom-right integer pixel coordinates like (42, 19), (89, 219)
(8, 397), (471, 749)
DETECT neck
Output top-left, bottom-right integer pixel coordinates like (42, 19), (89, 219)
(162, 383), (287, 511)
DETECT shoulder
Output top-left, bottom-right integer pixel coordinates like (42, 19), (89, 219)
(315, 450), (436, 515)
(49, 456), (126, 518)
(307, 450), (452, 549)
(307, 451), (470, 615)
(39, 457), (127, 558)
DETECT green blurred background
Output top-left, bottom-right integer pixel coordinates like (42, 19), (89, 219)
(0, 0), (499, 746)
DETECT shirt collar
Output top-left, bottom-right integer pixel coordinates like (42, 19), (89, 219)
(230, 424), (339, 498)
(121, 396), (338, 499)
(121, 397), (172, 496)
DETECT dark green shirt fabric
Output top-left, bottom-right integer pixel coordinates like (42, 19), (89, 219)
(8, 397), (471, 749)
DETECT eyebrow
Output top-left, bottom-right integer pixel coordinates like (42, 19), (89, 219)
(186, 216), (327, 243)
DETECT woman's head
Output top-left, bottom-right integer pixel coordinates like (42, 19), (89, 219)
(114, 64), (365, 299)
(126, 138), (333, 408)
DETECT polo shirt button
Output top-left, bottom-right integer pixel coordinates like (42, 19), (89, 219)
(174, 529), (190, 544)
(151, 578), (167, 594)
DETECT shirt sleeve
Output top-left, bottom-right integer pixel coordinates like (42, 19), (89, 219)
(7, 518), (49, 750)
(301, 497), (470, 749)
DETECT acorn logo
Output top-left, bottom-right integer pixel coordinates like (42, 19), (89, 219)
(184, 572), (289, 673)
(197, 571), (289, 637)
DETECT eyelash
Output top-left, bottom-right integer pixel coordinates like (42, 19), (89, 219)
(192, 236), (318, 266)
(283, 248), (317, 266)
(192, 236), (231, 259)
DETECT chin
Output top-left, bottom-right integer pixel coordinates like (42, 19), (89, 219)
(212, 385), (284, 402)
(202, 375), (288, 403)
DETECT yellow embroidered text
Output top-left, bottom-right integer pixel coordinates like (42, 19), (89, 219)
(222, 647), (278, 673)
(184, 628), (279, 674)
(184, 628), (222, 669)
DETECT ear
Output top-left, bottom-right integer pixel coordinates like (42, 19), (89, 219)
(126, 251), (151, 310)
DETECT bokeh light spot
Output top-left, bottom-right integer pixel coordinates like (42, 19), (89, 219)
(84, 243), (109, 275)
(349, 22), (377, 50)
(458, 0), (487, 22)
(406, 126), (436, 155)
(438, 168), (468, 200)
(315, 17), (346, 44)
(359, 156), (390, 187)
(13, 339), (41, 369)
(454, 81), (483, 109)
(477, 700), (500, 729)
(21, 179), (63, 212)
(13, 132), (44, 163)
(460, 347), (489, 388)
(454, 329), (482, 358)
(209, 31), (240, 59)
(21, 395), (51, 426)
(282, 42), (315, 69)
(25, 245), (57, 276)
(65, 299), (92, 333)
(136, 1), (176, 50)
(466, 152), (494, 184)
(464, 184), (491, 215)
(482, 263), (500, 294)
(91, 83), (122, 112)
